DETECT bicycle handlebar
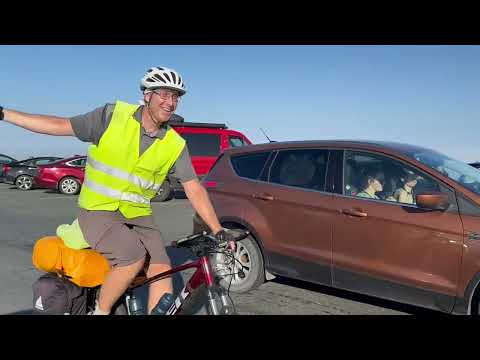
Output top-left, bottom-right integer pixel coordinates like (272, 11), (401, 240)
(171, 229), (249, 250)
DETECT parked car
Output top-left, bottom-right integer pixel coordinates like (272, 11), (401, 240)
(34, 155), (86, 195)
(3, 156), (63, 190)
(0, 154), (17, 182)
(155, 118), (252, 201)
(193, 139), (480, 315)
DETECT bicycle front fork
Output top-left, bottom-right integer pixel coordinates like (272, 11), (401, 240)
(207, 286), (235, 315)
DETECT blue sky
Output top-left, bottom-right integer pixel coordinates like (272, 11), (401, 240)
(1, 45), (479, 162)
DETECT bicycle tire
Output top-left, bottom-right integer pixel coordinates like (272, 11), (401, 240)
(207, 286), (237, 315)
(173, 284), (236, 315)
(175, 283), (209, 315)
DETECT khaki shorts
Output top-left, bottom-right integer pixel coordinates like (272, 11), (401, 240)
(77, 209), (170, 268)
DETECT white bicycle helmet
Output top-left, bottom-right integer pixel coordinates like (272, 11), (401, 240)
(140, 66), (186, 96)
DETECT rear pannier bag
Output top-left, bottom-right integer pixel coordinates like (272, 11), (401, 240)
(32, 273), (88, 315)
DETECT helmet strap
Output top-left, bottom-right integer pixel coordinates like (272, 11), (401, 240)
(145, 102), (162, 129)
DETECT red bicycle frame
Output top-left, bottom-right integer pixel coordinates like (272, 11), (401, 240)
(127, 253), (221, 315)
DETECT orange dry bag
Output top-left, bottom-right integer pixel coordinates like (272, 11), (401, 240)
(32, 236), (110, 288)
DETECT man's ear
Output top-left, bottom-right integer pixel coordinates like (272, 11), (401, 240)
(144, 91), (152, 104)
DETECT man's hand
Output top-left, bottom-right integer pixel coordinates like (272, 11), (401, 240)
(214, 229), (237, 252)
(1, 109), (75, 136)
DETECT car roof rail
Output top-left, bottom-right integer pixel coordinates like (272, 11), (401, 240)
(169, 121), (228, 129)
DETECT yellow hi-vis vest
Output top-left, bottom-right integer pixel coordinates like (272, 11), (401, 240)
(78, 101), (186, 218)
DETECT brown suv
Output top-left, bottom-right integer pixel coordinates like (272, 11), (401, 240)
(193, 140), (480, 314)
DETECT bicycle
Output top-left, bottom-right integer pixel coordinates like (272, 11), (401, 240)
(88, 229), (250, 315)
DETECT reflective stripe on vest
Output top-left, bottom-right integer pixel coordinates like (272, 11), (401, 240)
(87, 155), (161, 193)
(83, 178), (150, 205)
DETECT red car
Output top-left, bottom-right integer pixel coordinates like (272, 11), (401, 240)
(34, 155), (86, 195)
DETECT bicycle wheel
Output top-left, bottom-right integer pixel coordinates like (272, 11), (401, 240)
(174, 284), (236, 315)
(204, 286), (236, 315)
(175, 284), (209, 315)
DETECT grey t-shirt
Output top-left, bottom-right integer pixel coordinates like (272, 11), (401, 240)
(69, 103), (196, 183)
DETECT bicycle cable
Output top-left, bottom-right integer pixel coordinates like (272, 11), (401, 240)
(206, 246), (237, 313)
(208, 246), (246, 314)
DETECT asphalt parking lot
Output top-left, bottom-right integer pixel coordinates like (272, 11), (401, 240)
(0, 182), (438, 315)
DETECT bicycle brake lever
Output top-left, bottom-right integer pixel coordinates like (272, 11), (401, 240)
(230, 230), (249, 242)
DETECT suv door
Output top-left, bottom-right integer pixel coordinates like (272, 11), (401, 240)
(332, 149), (464, 312)
(243, 148), (336, 285)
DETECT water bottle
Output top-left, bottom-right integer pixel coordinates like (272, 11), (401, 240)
(127, 293), (145, 315)
(150, 293), (174, 315)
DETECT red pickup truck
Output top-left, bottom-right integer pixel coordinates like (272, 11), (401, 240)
(157, 117), (252, 201)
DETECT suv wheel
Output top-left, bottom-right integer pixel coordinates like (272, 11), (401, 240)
(59, 177), (81, 195)
(471, 289), (480, 315)
(154, 180), (174, 202)
(210, 230), (265, 293)
(15, 175), (34, 190)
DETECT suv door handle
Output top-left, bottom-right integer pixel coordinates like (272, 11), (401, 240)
(468, 232), (480, 241)
(341, 209), (368, 217)
(252, 193), (275, 201)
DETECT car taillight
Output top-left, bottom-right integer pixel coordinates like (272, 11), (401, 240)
(3, 165), (11, 174)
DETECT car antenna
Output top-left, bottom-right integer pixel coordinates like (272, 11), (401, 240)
(260, 128), (275, 143)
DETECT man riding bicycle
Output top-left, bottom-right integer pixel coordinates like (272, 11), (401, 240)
(0, 66), (235, 315)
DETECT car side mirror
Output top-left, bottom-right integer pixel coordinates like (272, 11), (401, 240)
(415, 192), (450, 211)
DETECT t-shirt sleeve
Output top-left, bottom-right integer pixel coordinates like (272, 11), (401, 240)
(169, 146), (197, 183)
(69, 103), (115, 145)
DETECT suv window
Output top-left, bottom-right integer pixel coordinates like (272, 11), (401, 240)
(269, 149), (329, 191)
(229, 136), (248, 148)
(181, 133), (221, 157)
(231, 152), (271, 180)
(344, 150), (443, 205)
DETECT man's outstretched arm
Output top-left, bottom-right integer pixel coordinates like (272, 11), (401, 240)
(3, 109), (75, 136)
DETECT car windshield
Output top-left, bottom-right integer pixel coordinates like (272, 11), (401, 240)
(404, 148), (480, 195)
